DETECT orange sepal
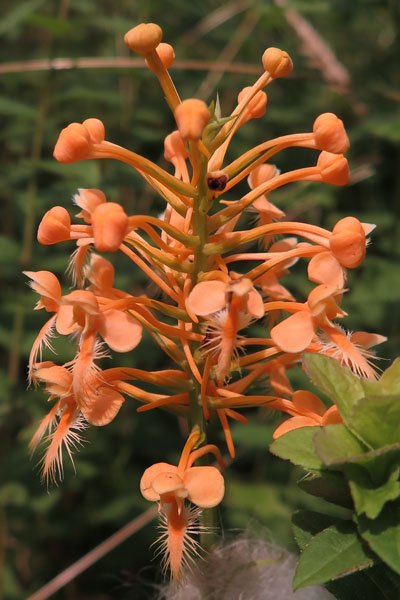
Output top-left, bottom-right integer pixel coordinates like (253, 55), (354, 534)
(140, 463), (178, 502)
(99, 309), (142, 352)
(186, 280), (226, 316)
(82, 386), (125, 426)
(271, 311), (315, 353)
(183, 466), (225, 508)
(273, 415), (318, 439)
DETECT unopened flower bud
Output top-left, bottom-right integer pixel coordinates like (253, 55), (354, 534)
(313, 113), (349, 154)
(83, 118), (105, 143)
(317, 151), (350, 186)
(237, 87), (267, 123)
(37, 206), (71, 245)
(91, 202), (129, 252)
(262, 47), (293, 78)
(53, 119), (105, 164)
(174, 99), (210, 140)
(330, 217), (366, 268)
(146, 42), (175, 71)
(164, 130), (188, 163)
(53, 123), (90, 163)
(124, 23), (162, 56)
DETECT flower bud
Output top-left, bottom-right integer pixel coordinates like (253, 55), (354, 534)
(53, 119), (105, 163)
(53, 123), (91, 163)
(313, 113), (349, 154)
(330, 217), (366, 268)
(91, 202), (129, 252)
(262, 47), (293, 78)
(317, 151), (350, 186)
(164, 130), (188, 163)
(146, 42), (175, 71)
(37, 206), (71, 245)
(124, 23), (162, 56)
(237, 87), (267, 123)
(174, 99), (210, 140)
(83, 118), (105, 143)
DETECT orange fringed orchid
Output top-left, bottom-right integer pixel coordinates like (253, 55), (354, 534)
(140, 429), (225, 579)
(26, 19), (385, 580)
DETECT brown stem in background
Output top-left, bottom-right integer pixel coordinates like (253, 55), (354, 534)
(26, 507), (157, 600)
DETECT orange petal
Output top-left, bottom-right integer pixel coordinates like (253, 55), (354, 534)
(271, 311), (315, 353)
(99, 310), (142, 352)
(350, 331), (387, 349)
(34, 365), (72, 396)
(186, 280), (227, 316)
(55, 304), (77, 335)
(273, 416), (318, 439)
(321, 405), (342, 425)
(246, 288), (265, 319)
(140, 463), (178, 502)
(24, 270), (62, 310)
(308, 252), (345, 288)
(87, 254), (115, 291)
(146, 42), (175, 71)
(82, 386), (125, 426)
(73, 188), (106, 223)
(183, 466), (225, 508)
(292, 390), (326, 416)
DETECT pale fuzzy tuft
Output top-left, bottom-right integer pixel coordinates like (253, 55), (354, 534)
(156, 534), (334, 599)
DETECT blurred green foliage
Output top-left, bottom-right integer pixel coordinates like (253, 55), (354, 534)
(1, 0), (399, 598)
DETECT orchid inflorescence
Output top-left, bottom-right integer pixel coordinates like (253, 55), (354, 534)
(26, 22), (385, 579)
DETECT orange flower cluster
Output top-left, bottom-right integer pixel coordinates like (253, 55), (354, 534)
(27, 22), (385, 578)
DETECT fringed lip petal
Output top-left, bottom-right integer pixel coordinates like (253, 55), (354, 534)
(271, 311), (315, 353)
(81, 386), (125, 426)
(186, 280), (227, 316)
(183, 465), (225, 508)
(99, 309), (142, 352)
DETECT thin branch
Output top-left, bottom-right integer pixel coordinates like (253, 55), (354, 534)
(27, 506), (157, 600)
(0, 57), (261, 76)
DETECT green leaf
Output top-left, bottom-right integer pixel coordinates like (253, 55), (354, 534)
(349, 395), (400, 449)
(292, 510), (348, 550)
(293, 521), (374, 589)
(345, 462), (400, 519)
(357, 502), (400, 575)
(326, 564), (400, 600)
(314, 424), (368, 465)
(269, 426), (325, 470)
(303, 354), (364, 423)
(298, 471), (353, 508)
